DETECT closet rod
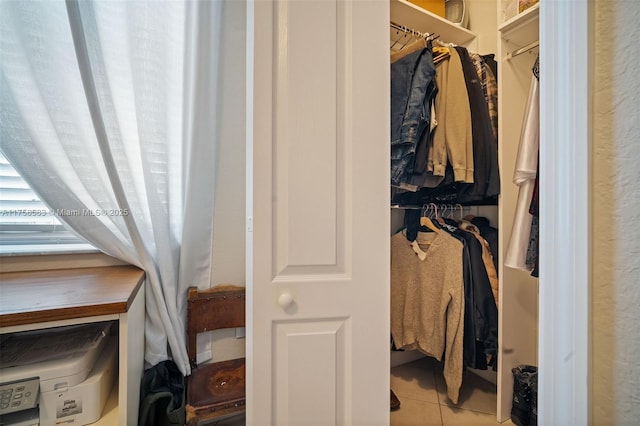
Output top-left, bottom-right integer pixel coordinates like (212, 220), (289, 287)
(507, 40), (539, 60)
(390, 21), (437, 41)
(390, 21), (425, 39)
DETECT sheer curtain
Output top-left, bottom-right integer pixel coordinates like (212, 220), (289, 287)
(0, 0), (223, 375)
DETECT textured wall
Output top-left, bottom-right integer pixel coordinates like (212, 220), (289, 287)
(592, 0), (640, 424)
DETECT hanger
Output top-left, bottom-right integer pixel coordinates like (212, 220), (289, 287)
(433, 39), (456, 57)
(420, 216), (440, 233)
(431, 203), (447, 226)
(441, 204), (451, 218)
(420, 203), (440, 232)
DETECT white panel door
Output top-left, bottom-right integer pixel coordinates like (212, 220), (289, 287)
(246, 0), (390, 425)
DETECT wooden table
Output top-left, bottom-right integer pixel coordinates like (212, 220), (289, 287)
(0, 265), (145, 426)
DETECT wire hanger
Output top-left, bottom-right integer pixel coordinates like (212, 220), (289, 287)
(455, 203), (464, 220)
(390, 22), (440, 50)
(441, 204), (450, 219)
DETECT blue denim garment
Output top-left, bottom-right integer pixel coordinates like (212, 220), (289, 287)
(391, 48), (437, 186)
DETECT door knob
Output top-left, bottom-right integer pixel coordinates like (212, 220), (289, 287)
(278, 291), (294, 308)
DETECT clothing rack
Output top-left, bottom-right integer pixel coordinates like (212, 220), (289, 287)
(506, 40), (539, 60)
(391, 200), (499, 209)
(390, 21), (439, 50)
(392, 203), (473, 214)
(390, 21), (433, 40)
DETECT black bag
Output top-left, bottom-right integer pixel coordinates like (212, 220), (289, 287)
(139, 360), (186, 426)
(511, 364), (538, 426)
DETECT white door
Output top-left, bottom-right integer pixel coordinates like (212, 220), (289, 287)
(246, 0), (390, 424)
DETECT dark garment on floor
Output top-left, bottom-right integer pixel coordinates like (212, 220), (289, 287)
(139, 360), (186, 426)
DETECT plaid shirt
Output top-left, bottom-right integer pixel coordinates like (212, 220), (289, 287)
(471, 53), (498, 141)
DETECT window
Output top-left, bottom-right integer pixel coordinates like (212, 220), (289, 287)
(0, 152), (94, 255)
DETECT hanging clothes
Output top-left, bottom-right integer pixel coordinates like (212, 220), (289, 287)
(470, 215), (499, 274)
(482, 54), (499, 143)
(390, 230), (465, 404)
(390, 40), (501, 206)
(394, 208), (499, 375)
(527, 167), (540, 277)
(422, 47), (474, 188)
(391, 37), (426, 64)
(459, 220), (499, 307)
(504, 65), (539, 270)
(455, 46), (500, 203)
(439, 219), (498, 369)
(526, 58), (541, 277)
(390, 48), (437, 187)
(471, 53), (499, 141)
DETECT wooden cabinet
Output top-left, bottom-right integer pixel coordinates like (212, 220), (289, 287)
(0, 265), (145, 426)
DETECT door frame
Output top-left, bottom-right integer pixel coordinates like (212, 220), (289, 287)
(539, 0), (591, 424)
(244, 0), (593, 424)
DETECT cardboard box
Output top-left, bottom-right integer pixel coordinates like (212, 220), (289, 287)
(519, 0), (539, 13)
(409, 0), (446, 18)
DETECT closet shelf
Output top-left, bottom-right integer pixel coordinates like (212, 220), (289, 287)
(390, 0), (476, 47)
(498, 3), (539, 37)
(499, 2), (539, 55)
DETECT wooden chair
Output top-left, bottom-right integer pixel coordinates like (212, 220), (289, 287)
(185, 285), (246, 426)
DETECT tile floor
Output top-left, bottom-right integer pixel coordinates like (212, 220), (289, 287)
(391, 357), (516, 426)
(202, 357), (516, 425)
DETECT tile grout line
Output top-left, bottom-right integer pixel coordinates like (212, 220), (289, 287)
(430, 358), (445, 426)
(391, 358), (502, 425)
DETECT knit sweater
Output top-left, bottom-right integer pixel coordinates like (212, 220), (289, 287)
(425, 47), (474, 185)
(390, 231), (465, 403)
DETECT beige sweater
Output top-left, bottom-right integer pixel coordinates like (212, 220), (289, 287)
(425, 48), (474, 186)
(390, 231), (465, 404)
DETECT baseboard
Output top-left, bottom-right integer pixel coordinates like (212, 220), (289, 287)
(390, 349), (425, 368)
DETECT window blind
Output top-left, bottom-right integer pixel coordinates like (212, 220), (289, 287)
(0, 152), (92, 253)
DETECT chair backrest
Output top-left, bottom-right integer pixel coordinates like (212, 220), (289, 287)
(186, 285), (245, 369)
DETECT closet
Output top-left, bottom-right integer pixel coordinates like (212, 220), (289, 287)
(245, 0), (584, 422)
(388, 0), (540, 422)
(497, 3), (539, 421)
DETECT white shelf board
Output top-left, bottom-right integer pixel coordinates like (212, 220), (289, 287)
(499, 2), (539, 52)
(390, 0), (476, 47)
(499, 3), (539, 36)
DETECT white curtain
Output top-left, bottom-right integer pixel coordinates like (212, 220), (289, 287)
(0, 0), (223, 375)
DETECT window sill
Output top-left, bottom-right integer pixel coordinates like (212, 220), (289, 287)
(0, 249), (127, 273)
(0, 243), (100, 257)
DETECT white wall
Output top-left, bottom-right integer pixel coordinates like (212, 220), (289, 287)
(592, 0), (640, 423)
(466, 0), (498, 54)
(206, 0), (248, 363)
(210, 0), (247, 287)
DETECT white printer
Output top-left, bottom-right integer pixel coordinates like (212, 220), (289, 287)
(0, 322), (116, 426)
